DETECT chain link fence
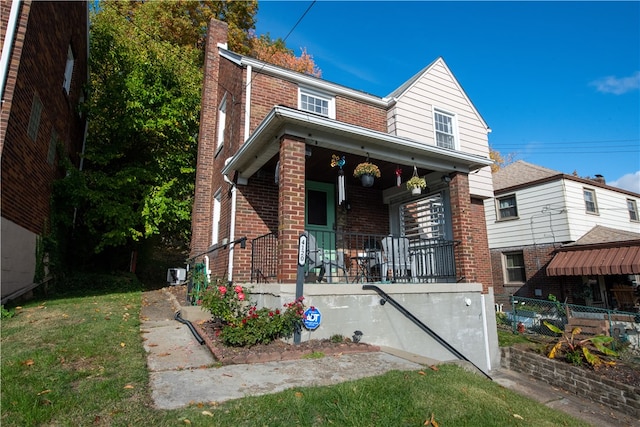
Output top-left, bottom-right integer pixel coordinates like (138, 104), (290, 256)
(496, 296), (640, 352)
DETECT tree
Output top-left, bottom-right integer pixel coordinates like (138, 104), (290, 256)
(249, 33), (321, 77)
(54, 1), (320, 272)
(489, 147), (517, 173)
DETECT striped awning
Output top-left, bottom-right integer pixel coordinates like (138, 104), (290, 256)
(546, 245), (640, 276)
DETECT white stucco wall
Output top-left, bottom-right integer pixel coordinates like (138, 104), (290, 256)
(1, 217), (37, 301)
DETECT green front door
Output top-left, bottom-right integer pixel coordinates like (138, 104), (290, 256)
(305, 181), (335, 237)
(305, 181), (337, 278)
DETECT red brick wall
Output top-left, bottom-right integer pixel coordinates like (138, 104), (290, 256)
(336, 96), (386, 132)
(449, 172), (491, 290)
(471, 198), (493, 293)
(277, 135), (306, 282)
(190, 19), (229, 258)
(491, 242), (563, 303)
(1, 1), (88, 235)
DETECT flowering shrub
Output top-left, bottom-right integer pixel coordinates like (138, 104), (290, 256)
(220, 297), (306, 347)
(200, 280), (250, 324)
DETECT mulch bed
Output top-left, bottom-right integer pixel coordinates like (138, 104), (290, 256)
(164, 285), (380, 365)
(193, 320), (380, 365)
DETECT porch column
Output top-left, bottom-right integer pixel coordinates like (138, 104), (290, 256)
(276, 135), (306, 283)
(449, 172), (478, 286)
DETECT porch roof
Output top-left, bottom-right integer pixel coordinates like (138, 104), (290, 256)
(546, 243), (640, 276)
(222, 106), (493, 181)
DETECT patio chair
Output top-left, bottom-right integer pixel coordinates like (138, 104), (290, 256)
(306, 232), (348, 283)
(381, 236), (415, 282)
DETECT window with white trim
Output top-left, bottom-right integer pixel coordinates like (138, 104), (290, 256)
(28, 94), (43, 141)
(216, 95), (227, 153)
(628, 199), (639, 222)
(434, 110), (456, 149)
(63, 44), (75, 93)
(583, 188), (598, 214)
(211, 190), (221, 246)
(503, 252), (525, 283)
(298, 87), (335, 118)
(497, 194), (518, 219)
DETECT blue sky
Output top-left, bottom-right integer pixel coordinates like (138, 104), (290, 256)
(255, 1), (640, 193)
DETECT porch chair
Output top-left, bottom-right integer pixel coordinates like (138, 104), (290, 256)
(381, 236), (415, 282)
(306, 232), (348, 283)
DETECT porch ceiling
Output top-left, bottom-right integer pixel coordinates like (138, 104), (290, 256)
(222, 106), (493, 181)
(546, 244), (640, 276)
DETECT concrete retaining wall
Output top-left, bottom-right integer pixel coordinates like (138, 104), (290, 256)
(250, 282), (501, 374)
(501, 346), (639, 418)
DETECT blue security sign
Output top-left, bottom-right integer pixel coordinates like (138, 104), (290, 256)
(303, 307), (322, 330)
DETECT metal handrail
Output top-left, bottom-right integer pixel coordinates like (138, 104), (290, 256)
(363, 284), (492, 380)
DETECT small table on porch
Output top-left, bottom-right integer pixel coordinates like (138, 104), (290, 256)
(351, 253), (377, 283)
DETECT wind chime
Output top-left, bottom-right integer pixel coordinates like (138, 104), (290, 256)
(331, 154), (347, 205)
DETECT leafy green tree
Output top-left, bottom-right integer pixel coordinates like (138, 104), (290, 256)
(53, 1), (320, 274)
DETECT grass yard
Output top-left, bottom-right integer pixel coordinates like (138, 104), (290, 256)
(1, 274), (587, 426)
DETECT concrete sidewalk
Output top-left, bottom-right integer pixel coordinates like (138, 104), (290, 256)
(140, 288), (636, 426)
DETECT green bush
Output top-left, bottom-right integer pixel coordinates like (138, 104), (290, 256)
(220, 298), (306, 347)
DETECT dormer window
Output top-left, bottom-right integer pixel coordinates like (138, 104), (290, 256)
(298, 87), (335, 118)
(434, 109), (456, 149)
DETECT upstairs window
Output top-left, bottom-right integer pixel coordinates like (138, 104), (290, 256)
(211, 190), (221, 246)
(63, 44), (75, 93)
(503, 252), (525, 283)
(28, 94), (43, 141)
(434, 110), (456, 149)
(299, 87), (334, 118)
(628, 199), (639, 222)
(497, 195), (518, 219)
(216, 95), (227, 154)
(583, 188), (598, 214)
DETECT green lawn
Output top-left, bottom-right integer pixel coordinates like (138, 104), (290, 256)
(1, 274), (587, 426)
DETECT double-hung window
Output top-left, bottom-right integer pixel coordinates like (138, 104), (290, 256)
(583, 188), (598, 214)
(211, 190), (221, 246)
(628, 199), (639, 222)
(299, 88), (335, 118)
(216, 95), (227, 154)
(497, 195), (518, 219)
(63, 45), (74, 93)
(504, 252), (525, 283)
(434, 110), (456, 149)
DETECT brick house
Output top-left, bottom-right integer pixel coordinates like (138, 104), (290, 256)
(485, 161), (640, 309)
(1, 1), (88, 302)
(189, 20), (501, 372)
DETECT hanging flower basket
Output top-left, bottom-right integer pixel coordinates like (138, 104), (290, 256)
(353, 162), (381, 179)
(406, 175), (426, 194)
(360, 173), (375, 187)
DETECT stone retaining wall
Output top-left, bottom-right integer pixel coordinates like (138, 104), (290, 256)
(501, 346), (639, 418)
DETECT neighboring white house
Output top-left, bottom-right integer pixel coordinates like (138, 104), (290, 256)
(484, 160), (640, 306)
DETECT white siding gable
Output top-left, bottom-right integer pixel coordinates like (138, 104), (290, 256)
(388, 58), (492, 198)
(485, 177), (640, 249)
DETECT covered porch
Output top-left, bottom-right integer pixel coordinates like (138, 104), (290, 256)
(223, 106), (493, 287)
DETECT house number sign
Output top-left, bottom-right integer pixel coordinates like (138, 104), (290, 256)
(298, 234), (307, 266)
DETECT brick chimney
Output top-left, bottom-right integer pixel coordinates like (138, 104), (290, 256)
(593, 174), (606, 184)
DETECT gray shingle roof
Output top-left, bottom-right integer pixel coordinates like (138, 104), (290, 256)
(570, 225), (640, 246)
(492, 160), (561, 191)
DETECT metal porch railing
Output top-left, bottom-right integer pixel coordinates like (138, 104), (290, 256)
(250, 230), (458, 284)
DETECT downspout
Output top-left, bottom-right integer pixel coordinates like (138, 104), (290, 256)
(0, 0), (21, 103)
(225, 64), (252, 284)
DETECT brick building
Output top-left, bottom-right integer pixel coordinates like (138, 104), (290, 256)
(1, 1), (88, 302)
(189, 19), (501, 371)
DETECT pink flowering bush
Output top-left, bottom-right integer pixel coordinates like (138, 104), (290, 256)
(200, 279), (250, 324)
(220, 297), (306, 347)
